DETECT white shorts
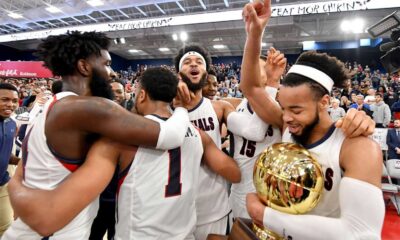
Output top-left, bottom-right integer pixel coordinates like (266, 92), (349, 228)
(194, 215), (229, 240)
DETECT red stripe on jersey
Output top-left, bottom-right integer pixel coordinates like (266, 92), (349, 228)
(46, 95), (58, 118)
(117, 174), (128, 197)
(60, 162), (79, 172)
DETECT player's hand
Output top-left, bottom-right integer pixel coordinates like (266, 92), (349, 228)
(177, 79), (191, 103)
(246, 193), (265, 226)
(242, 0), (272, 37)
(174, 82), (195, 109)
(335, 108), (375, 137)
(266, 47), (287, 88)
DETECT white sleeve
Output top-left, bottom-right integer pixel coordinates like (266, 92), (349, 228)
(263, 177), (384, 240)
(227, 111), (268, 142)
(156, 107), (189, 150)
(227, 87), (278, 142)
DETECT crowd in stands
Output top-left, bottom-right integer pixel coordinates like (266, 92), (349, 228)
(2, 60), (400, 127)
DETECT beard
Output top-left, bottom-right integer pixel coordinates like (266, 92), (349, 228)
(90, 69), (114, 100)
(292, 108), (320, 146)
(180, 72), (207, 92)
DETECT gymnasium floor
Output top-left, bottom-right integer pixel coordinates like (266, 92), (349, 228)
(382, 204), (400, 240)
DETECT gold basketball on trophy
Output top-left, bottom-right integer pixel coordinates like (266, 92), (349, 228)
(253, 142), (324, 240)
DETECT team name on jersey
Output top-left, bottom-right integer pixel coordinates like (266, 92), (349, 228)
(191, 117), (215, 131)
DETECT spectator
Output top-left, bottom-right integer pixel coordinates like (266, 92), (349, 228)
(0, 83), (20, 237)
(384, 87), (398, 108)
(340, 96), (351, 112)
(364, 88), (376, 105)
(350, 94), (373, 117)
(111, 80), (133, 111)
(329, 98), (346, 122)
(370, 93), (391, 128)
(387, 119), (400, 160)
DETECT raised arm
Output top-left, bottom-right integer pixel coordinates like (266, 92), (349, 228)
(52, 96), (189, 150)
(241, 1), (283, 128)
(8, 137), (121, 237)
(199, 130), (241, 183)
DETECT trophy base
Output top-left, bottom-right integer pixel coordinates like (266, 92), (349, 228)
(252, 223), (284, 240)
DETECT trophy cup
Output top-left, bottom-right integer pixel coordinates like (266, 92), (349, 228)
(252, 143), (324, 240)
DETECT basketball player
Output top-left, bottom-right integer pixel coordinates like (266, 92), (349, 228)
(243, 1), (384, 238)
(227, 48), (285, 219)
(202, 68), (218, 100)
(174, 43), (374, 239)
(173, 45), (241, 239)
(7, 67), (241, 240)
(2, 31), (190, 239)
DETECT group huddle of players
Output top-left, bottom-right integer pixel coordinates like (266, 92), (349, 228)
(1, 1), (385, 240)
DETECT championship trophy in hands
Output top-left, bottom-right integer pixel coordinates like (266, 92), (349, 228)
(253, 143), (324, 240)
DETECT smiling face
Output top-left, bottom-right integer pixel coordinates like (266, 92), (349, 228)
(202, 74), (218, 99)
(278, 84), (324, 144)
(0, 89), (18, 118)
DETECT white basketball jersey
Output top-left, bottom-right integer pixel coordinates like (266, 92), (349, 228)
(229, 98), (281, 219)
(2, 92), (99, 240)
(115, 115), (203, 240)
(282, 125), (345, 217)
(188, 97), (230, 225)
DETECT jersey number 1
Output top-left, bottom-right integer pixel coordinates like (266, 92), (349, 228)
(165, 148), (182, 197)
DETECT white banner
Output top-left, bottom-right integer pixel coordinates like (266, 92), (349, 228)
(370, 128), (388, 151)
(0, 0), (399, 43)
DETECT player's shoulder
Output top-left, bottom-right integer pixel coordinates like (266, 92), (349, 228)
(341, 136), (382, 168)
(220, 97), (242, 108)
(53, 95), (117, 117)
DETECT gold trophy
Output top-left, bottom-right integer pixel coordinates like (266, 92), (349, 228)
(253, 143), (324, 240)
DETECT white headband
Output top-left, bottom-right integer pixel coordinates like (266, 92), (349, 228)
(178, 51), (206, 71)
(287, 65), (334, 92)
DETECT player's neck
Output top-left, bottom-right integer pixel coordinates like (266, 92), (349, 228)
(143, 102), (171, 119)
(306, 114), (334, 145)
(186, 90), (203, 110)
(61, 76), (90, 96)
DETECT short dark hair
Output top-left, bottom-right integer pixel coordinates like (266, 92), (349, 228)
(35, 31), (110, 76)
(51, 80), (63, 94)
(0, 83), (18, 92)
(375, 93), (383, 98)
(112, 79), (125, 88)
(174, 44), (211, 72)
(208, 67), (217, 76)
(139, 67), (178, 103)
(282, 51), (349, 100)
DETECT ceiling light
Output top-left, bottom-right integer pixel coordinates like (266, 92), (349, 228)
(172, 33), (178, 41)
(8, 12), (23, 19)
(180, 32), (188, 41)
(159, 47), (170, 52)
(120, 38), (126, 44)
(261, 42), (267, 47)
(46, 6), (62, 13)
(213, 44), (226, 49)
(340, 20), (350, 32)
(303, 41), (316, 50)
(87, 0), (104, 7)
(129, 49), (140, 53)
(352, 18), (365, 34)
